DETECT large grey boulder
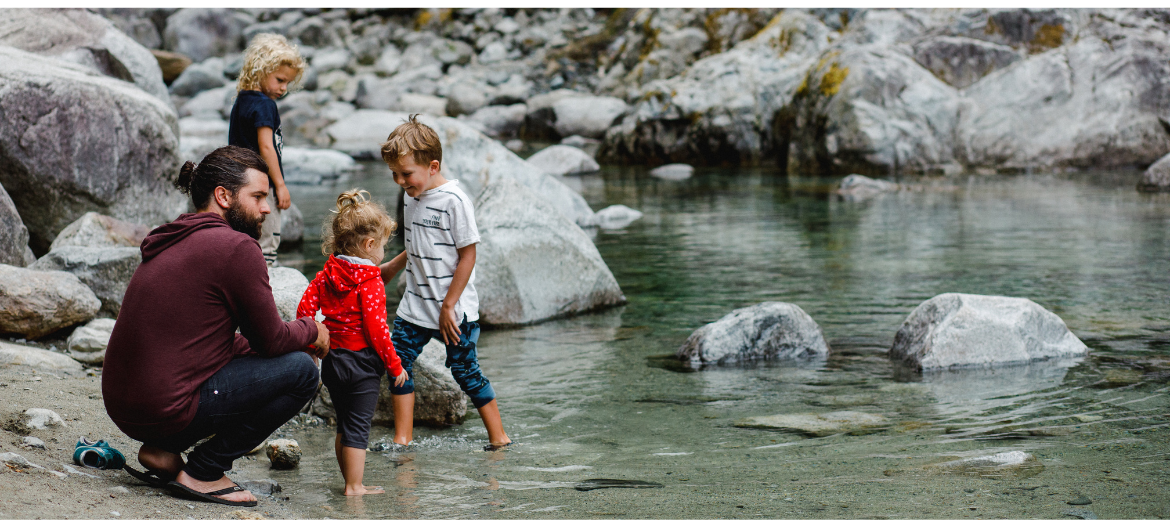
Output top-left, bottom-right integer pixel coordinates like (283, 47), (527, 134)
(460, 104), (527, 139)
(677, 302), (829, 366)
(163, 9), (250, 63)
(957, 33), (1170, 171)
(0, 264), (100, 339)
(890, 293), (1089, 371)
(0, 341), (83, 371)
(49, 212), (149, 250)
(280, 203), (304, 248)
(1138, 153), (1170, 192)
(30, 246), (141, 318)
(168, 57), (226, 97)
(474, 179), (625, 326)
(177, 85), (234, 119)
(325, 111), (595, 226)
(0, 8), (172, 107)
(787, 42), (962, 176)
(446, 83), (488, 116)
(281, 147), (358, 185)
(0, 183), (34, 267)
(601, 12), (831, 166)
(67, 318), (116, 365)
(268, 267), (309, 322)
(0, 46), (185, 254)
(314, 339), (468, 426)
(552, 96), (628, 140)
(526, 145), (600, 176)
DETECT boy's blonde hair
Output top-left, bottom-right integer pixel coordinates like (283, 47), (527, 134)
(237, 33), (306, 92)
(322, 189), (397, 258)
(380, 114), (443, 168)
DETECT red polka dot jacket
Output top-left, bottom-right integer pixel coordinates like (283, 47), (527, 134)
(297, 254), (403, 377)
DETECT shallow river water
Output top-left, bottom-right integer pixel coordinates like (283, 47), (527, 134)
(272, 165), (1170, 518)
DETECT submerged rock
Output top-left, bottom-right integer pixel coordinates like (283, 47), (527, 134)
(836, 174), (898, 201)
(649, 164), (694, 181)
(265, 438), (301, 470)
(677, 302), (828, 366)
(0, 264), (100, 339)
(67, 318), (116, 365)
(313, 338), (468, 426)
(735, 411), (889, 436)
(928, 450), (1043, 478)
(575, 479), (664, 491)
(239, 479), (281, 496)
(49, 213), (150, 251)
(475, 179), (625, 325)
(526, 145), (600, 176)
(30, 246), (141, 318)
(0, 341), (83, 371)
(890, 293), (1088, 371)
(588, 205), (643, 230)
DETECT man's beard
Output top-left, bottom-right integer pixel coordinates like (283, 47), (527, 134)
(225, 199), (264, 240)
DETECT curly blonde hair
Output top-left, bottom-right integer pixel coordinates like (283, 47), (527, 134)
(321, 189), (397, 258)
(236, 33), (306, 92)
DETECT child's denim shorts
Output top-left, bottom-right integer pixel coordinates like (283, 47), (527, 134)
(390, 316), (497, 408)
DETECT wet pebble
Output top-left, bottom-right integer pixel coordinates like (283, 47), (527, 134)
(266, 439), (301, 470)
(1067, 496), (1093, 506)
(1063, 508), (1098, 519)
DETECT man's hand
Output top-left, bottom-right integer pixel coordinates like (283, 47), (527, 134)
(439, 304), (461, 346)
(275, 184), (291, 210)
(311, 321), (330, 359)
(393, 370), (410, 387)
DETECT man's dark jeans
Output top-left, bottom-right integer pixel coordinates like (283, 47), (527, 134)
(146, 352), (318, 482)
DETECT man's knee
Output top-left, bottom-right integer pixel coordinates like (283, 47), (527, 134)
(280, 352), (319, 394)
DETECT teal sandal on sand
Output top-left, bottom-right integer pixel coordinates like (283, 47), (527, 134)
(73, 437), (126, 470)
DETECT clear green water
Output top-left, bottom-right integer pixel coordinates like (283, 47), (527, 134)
(271, 165), (1170, 518)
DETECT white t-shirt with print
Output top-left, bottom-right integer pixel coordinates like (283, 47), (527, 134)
(396, 180), (480, 329)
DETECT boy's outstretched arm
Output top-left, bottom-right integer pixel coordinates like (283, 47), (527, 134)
(379, 250), (408, 283)
(439, 243), (476, 346)
(256, 126), (290, 210)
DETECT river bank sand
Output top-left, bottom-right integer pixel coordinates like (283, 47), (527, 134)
(0, 361), (334, 519)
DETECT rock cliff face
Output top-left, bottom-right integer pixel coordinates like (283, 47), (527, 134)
(602, 9), (1170, 174)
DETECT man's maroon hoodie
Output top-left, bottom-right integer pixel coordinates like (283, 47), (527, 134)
(102, 212), (318, 440)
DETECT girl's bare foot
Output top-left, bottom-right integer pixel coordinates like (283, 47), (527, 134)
(344, 485), (385, 496)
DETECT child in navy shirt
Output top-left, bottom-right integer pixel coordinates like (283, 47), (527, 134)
(228, 33), (304, 265)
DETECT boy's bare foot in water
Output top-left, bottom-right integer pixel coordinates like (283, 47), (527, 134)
(344, 484), (385, 496)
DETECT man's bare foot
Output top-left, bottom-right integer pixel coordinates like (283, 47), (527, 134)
(344, 485), (385, 496)
(138, 446), (183, 475)
(176, 471), (256, 504)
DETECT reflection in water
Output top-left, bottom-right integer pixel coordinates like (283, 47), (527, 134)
(283, 167), (1170, 518)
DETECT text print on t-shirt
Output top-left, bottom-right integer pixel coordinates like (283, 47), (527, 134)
(421, 213), (443, 228)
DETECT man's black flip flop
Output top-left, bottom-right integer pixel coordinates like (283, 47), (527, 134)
(125, 466), (175, 488)
(167, 480), (258, 507)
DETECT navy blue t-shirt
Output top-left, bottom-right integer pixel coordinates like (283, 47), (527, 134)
(228, 90), (283, 180)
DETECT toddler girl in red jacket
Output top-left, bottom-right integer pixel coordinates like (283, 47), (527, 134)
(297, 188), (407, 496)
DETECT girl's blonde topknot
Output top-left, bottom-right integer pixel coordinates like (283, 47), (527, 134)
(321, 189), (397, 258)
(237, 33), (306, 92)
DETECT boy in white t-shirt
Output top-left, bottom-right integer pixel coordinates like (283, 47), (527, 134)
(377, 114), (512, 451)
